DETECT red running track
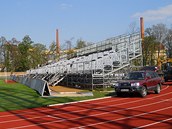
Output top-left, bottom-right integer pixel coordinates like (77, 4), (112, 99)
(0, 83), (172, 129)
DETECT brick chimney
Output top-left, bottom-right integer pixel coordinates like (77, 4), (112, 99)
(140, 17), (144, 40)
(56, 29), (60, 54)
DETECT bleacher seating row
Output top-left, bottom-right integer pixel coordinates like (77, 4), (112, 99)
(26, 32), (142, 90)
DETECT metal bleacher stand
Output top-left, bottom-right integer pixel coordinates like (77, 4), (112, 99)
(25, 32), (142, 91)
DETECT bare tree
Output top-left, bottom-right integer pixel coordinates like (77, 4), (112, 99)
(49, 41), (57, 61)
(0, 36), (7, 71)
(164, 28), (172, 58)
(145, 28), (153, 36)
(76, 38), (86, 49)
(65, 37), (74, 50)
(11, 38), (20, 45)
(128, 21), (139, 34)
(152, 24), (167, 43)
(151, 24), (168, 59)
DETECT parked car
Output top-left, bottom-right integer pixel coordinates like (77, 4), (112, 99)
(113, 71), (162, 97)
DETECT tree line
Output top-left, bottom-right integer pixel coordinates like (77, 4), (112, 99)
(0, 23), (172, 72)
(143, 23), (172, 66)
(0, 35), (87, 72)
(0, 35), (48, 72)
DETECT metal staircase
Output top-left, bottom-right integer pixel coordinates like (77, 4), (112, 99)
(48, 72), (66, 86)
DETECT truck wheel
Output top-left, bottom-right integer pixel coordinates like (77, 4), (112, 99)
(155, 84), (161, 94)
(140, 86), (147, 97)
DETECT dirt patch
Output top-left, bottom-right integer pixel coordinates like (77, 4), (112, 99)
(4, 79), (16, 83)
(48, 86), (93, 97)
(49, 85), (84, 92)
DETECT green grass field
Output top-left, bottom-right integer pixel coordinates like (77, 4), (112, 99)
(0, 80), (114, 112)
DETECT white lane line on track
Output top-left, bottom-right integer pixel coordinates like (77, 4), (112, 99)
(0, 116), (48, 124)
(7, 98), (172, 129)
(48, 96), (112, 107)
(1, 90), (172, 124)
(71, 106), (172, 129)
(0, 85), (170, 118)
(47, 115), (63, 120)
(133, 117), (172, 129)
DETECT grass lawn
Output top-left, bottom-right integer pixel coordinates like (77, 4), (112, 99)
(0, 80), (115, 112)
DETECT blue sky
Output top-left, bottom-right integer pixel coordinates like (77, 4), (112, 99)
(0, 0), (172, 49)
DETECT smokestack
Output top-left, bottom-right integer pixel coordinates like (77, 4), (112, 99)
(56, 29), (60, 54)
(140, 17), (144, 40)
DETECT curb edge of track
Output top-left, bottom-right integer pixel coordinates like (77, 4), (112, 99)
(47, 96), (113, 107)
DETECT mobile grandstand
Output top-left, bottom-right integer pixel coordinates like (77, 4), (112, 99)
(24, 32), (142, 91)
